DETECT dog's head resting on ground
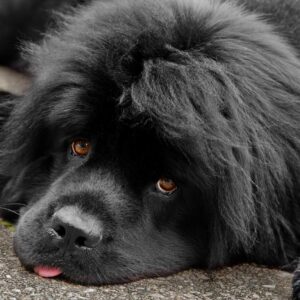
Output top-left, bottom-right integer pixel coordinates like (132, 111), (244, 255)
(0, 0), (299, 284)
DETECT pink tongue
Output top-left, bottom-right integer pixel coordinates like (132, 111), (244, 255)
(34, 266), (63, 278)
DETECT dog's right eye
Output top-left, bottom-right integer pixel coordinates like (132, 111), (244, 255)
(70, 139), (91, 157)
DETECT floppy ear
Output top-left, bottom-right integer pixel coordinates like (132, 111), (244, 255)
(0, 92), (14, 130)
(0, 68), (33, 221)
(0, 65), (34, 171)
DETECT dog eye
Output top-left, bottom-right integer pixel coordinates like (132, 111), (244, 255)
(71, 139), (91, 157)
(156, 178), (177, 194)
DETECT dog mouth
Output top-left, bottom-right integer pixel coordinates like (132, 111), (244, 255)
(33, 265), (63, 278)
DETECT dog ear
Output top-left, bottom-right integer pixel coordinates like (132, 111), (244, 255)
(0, 68), (33, 221)
(0, 92), (14, 130)
(0, 94), (47, 176)
(0, 66), (35, 174)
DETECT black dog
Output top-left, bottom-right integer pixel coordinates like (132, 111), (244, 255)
(0, 0), (299, 295)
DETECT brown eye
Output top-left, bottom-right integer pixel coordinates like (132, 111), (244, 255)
(71, 139), (91, 157)
(156, 178), (177, 194)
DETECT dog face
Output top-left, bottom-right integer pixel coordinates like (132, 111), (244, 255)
(12, 130), (205, 283)
(9, 84), (209, 283)
(0, 0), (299, 284)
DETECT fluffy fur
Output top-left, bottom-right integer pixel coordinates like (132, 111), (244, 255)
(0, 0), (299, 294)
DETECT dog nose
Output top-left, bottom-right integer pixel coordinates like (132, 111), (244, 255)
(49, 206), (102, 250)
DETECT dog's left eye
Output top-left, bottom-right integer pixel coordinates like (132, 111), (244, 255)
(156, 178), (177, 195)
(71, 139), (91, 157)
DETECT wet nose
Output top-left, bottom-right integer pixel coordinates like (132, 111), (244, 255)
(49, 206), (102, 250)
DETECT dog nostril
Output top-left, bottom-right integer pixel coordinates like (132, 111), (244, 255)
(75, 236), (87, 248)
(55, 225), (66, 238)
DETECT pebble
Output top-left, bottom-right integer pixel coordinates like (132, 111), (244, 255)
(84, 288), (96, 293)
(262, 284), (276, 289)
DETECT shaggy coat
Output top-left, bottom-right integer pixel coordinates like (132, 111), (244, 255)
(0, 0), (299, 296)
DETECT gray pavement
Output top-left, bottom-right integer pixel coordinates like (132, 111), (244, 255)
(0, 223), (293, 300)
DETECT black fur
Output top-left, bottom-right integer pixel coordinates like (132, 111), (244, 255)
(293, 260), (300, 300)
(0, 0), (299, 292)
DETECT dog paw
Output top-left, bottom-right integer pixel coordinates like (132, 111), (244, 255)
(293, 264), (300, 300)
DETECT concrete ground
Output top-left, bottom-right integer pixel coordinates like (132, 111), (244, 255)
(0, 222), (293, 300)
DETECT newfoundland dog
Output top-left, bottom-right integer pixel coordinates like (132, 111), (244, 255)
(0, 0), (299, 296)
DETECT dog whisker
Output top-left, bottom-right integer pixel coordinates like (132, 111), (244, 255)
(0, 207), (20, 216)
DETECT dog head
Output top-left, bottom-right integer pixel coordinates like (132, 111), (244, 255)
(0, 0), (299, 284)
